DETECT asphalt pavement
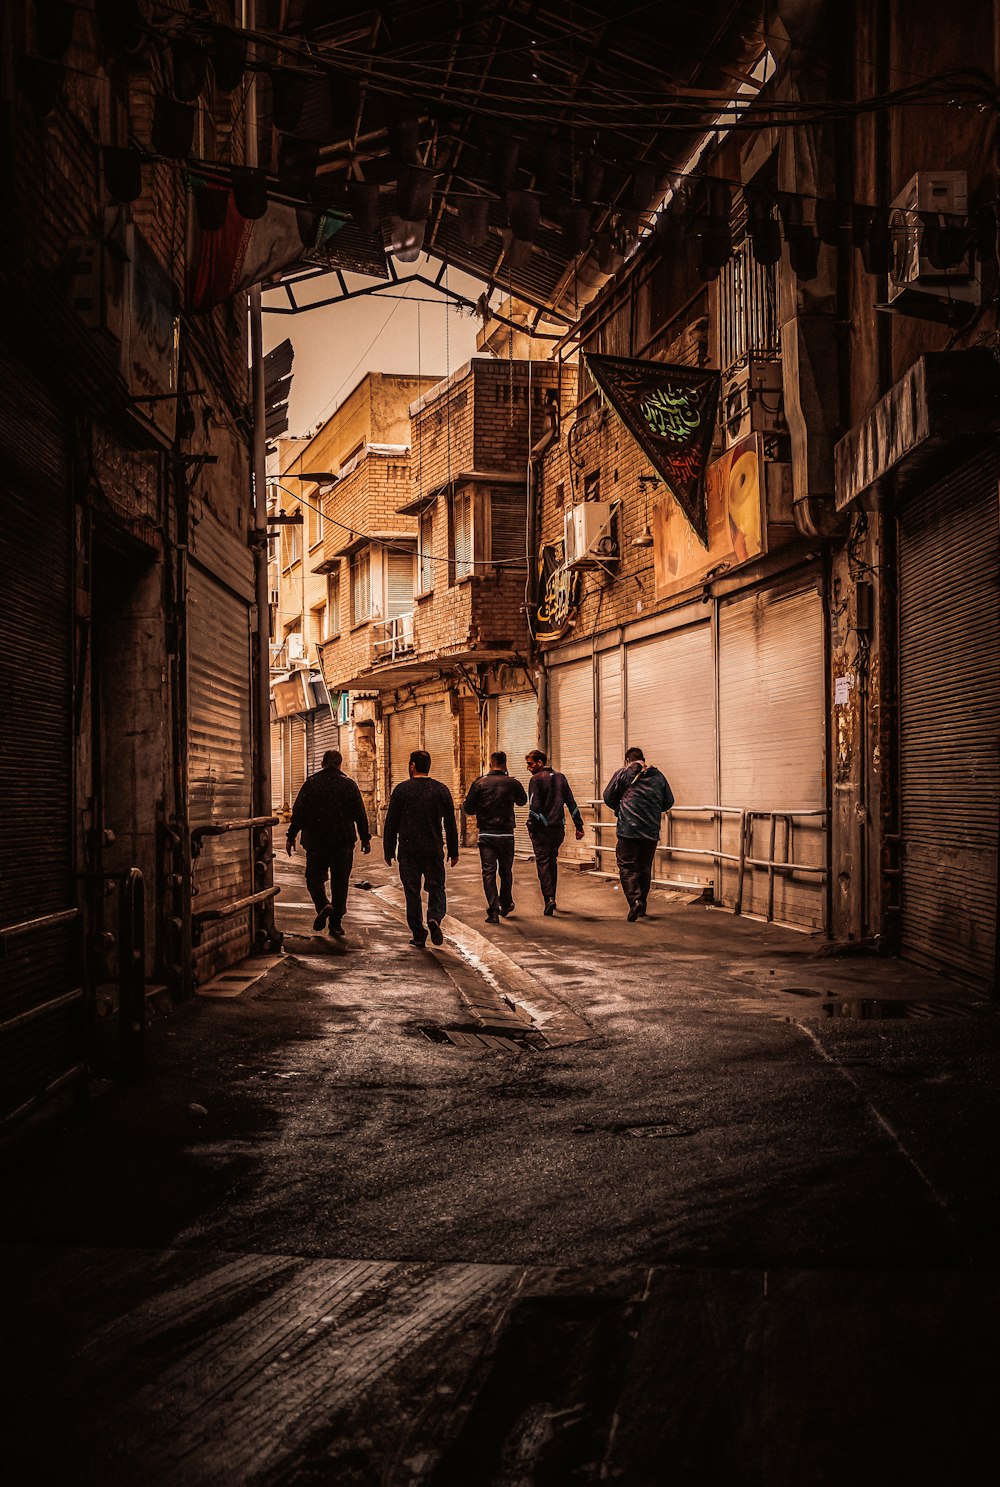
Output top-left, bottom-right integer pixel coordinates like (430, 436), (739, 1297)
(2, 844), (998, 1485)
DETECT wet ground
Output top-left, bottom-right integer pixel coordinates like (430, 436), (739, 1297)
(2, 848), (998, 1483)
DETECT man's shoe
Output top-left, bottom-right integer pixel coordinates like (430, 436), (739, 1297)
(408, 936), (427, 948)
(499, 902), (514, 918)
(428, 920), (444, 946)
(485, 911), (500, 925)
(328, 920), (346, 938)
(636, 901), (647, 918)
(312, 904), (332, 931)
(543, 900), (556, 916)
(627, 903), (641, 922)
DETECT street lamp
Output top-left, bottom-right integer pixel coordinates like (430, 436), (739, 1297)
(271, 471), (339, 483)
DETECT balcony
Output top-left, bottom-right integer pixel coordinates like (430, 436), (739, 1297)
(372, 612), (415, 661)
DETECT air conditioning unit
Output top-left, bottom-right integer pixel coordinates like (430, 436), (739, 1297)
(888, 172), (978, 318)
(721, 358), (784, 449)
(564, 501), (618, 567)
(286, 631), (305, 662)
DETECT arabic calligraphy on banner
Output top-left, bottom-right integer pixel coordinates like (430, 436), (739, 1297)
(584, 354), (721, 546)
(534, 542), (581, 642)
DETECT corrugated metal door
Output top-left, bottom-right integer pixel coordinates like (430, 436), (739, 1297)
(307, 705), (340, 773)
(422, 701), (457, 799)
(898, 452), (999, 985)
(597, 648), (624, 789)
(188, 563), (253, 981)
(288, 715), (307, 803)
(0, 349), (82, 1123)
(270, 721), (285, 814)
(718, 584), (826, 928)
(548, 659), (595, 863)
(389, 707), (421, 791)
(625, 623), (716, 886)
(496, 691), (537, 857)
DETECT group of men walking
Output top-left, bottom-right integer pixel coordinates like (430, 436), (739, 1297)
(287, 744), (673, 945)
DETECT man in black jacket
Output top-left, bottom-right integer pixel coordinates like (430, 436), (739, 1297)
(525, 748), (585, 915)
(287, 749), (371, 937)
(463, 751), (528, 924)
(383, 749), (459, 947)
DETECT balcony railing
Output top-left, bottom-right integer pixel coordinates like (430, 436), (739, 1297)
(372, 611), (415, 660)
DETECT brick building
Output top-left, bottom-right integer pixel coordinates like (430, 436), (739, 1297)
(320, 357), (575, 841)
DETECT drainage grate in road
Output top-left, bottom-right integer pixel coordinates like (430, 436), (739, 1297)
(819, 997), (993, 1021)
(418, 1023), (545, 1054)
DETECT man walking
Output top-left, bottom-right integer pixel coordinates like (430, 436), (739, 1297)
(383, 749), (459, 947)
(286, 749), (371, 937)
(463, 751), (528, 924)
(602, 746), (674, 922)
(524, 748), (585, 916)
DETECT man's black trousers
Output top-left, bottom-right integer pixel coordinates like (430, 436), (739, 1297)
(305, 842), (355, 924)
(478, 836), (515, 914)
(528, 824), (564, 904)
(398, 851), (447, 941)
(615, 836), (657, 909)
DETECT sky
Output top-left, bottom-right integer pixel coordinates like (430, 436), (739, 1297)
(261, 260), (487, 440)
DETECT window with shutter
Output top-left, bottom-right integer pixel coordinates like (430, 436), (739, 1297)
(453, 491), (473, 582)
(490, 487), (524, 567)
(419, 510), (434, 593)
(326, 570), (340, 637)
(351, 549), (371, 624)
(386, 549), (415, 618)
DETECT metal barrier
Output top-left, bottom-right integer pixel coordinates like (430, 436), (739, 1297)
(189, 815), (281, 946)
(587, 802), (827, 921)
(0, 907), (87, 1126)
(372, 612), (415, 660)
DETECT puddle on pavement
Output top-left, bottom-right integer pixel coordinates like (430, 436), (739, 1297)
(818, 997), (992, 1020)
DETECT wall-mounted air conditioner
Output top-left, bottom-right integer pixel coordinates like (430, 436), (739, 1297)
(286, 631), (305, 661)
(564, 501), (618, 567)
(721, 358), (784, 449)
(888, 171), (979, 318)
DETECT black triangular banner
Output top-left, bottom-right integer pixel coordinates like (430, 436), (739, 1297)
(585, 354), (720, 546)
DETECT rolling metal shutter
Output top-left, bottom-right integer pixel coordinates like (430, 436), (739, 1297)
(422, 701), (457, 799)
(548, 659), (595, 863)
(624, 623), (716, 885)
(288, 715), (307, 804)
(0, 348), (82, 1124)
(597, 647), (624, 789)
(718, 583), (826, 929)
(270, 721), (285, 814)
(898, 452), (999, 986)
(188, 564), (253, 981)
(307, 705), (340, 773)
(495, 692), (538, 857)
(388, 707), (421, 791)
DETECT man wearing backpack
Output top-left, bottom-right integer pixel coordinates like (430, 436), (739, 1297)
(602, 746), (675, 922)
(524, 748), (585, 916)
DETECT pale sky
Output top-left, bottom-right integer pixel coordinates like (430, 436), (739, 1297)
(261, 259), (487, 439)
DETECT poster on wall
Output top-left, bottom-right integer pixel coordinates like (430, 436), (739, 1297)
(534, 541), (582, 642)
(653, 432), (765, 599)
(584, 353), (721, 544)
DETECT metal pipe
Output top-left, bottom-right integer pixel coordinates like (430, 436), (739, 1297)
(193, 885), (280, 928)
(0, 907), (80, 942)
(0, 987), (85, 1035)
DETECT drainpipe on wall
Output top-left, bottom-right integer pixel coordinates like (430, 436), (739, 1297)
(527, 398), (559, 751)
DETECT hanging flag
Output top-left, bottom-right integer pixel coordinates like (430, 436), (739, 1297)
(185, 179), (348, 312)
(584, 353), (720, 546)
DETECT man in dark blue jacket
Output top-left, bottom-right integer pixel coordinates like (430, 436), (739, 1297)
(463, 751), (528, 924)
(287, 750), (371, 936)
(383, 749), (459, 947)
(525, 749), (585, 915)
(602, 746), (674, 922)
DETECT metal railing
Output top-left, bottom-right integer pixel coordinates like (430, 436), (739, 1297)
(587, 802), (827, 922)
(372, 611), (415, 660)
(0, 907), (87, 1126)
(189, 816), (281, 947)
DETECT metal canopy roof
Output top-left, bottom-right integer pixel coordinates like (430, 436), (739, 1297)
(255, 0), (765, 323)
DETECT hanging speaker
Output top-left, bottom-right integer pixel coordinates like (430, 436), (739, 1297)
(458, 196), (490, 248)
(396, 165), (434, 223)
(507, 189), (540, 243)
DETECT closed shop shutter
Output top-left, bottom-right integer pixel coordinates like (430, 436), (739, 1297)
(898, 451), (999, 985)
(718, 583), (826, 929)
(289, 715), (307, 802)
(188, 563), (254, 980)
(270, 721), (285, 814)
(625, 623), (716, 885)
(548, 659), (595, 862)
(496, 691), (538, 856)
(307, 705), (340, 771)
(0, 347), (82, 1123)
(422, 701), (457, 799)
(389, 707), (421, 791)
(597, 648), (624, 791)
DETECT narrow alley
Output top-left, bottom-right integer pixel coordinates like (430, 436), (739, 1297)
(3, 852), (997, 1485)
